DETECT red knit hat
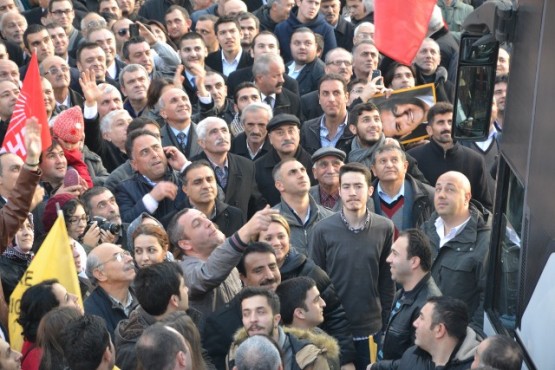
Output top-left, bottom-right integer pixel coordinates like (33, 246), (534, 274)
(53, 106), (84, 144)
(43, 193), (76, 232)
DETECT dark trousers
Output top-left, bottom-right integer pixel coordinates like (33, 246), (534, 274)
(353, 338), (370, 370)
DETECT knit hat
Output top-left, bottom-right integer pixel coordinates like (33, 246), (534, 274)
(43, 193), (76, 232)
(53, 106), (85, 144)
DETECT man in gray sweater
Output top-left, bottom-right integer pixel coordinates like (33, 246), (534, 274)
(310, 162), (395, 370)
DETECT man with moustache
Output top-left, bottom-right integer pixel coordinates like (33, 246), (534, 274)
(231, 101), (272, 161)
(191, 117), (266, 218)
(167, 207), (277, 314)
(309, 147), (345, 211)
(408, 102), (493, 210)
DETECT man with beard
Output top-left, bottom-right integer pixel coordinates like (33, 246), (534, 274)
(310, 163), (395, 369)
(346, 102), (386, 167)
(227, 287), (339, 370)
(167, 206), (277, 314)
(231, 100), (272, 161)
(192, 117), (266, 218)
(47, 0), (82, 58)
(407, 102), (493, 210)
(81, 186), (129, 251)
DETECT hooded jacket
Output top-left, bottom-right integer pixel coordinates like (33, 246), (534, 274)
(274, 7), (337, 63)
(421, 201), (492, 330)
(227, 326), (340, 370)
(253, 5), (278, 32)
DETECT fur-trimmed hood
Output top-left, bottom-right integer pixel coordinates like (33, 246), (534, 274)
(228, 326), (340, 370)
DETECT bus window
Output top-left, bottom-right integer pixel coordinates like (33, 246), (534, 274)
(494, 170), (524, 331)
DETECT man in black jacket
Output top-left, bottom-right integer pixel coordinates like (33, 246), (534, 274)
(378, 229), (441, 362)
(286, 28), (325, 96)
(230, 100), (272, 161)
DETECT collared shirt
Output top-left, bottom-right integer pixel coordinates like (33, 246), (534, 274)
(261, 93), (277, 108)
(56, 95), (71, 108)
(108, 290), (135, 317)
(320, 113), (348, 148)
(246, 139), (264, 159)
(474, 127), (498, 152)
(319, 186), (340, 209)
(287, 62), (305, 79)
(169, 124), (192, 143)
(185, 70), (197, 88)
(377, 181), (405, 204)
(434, 216), (471, 248)
(222, 49), (243, 77)
(340, 208), (371, 234)
(107, 61), (117, 80)
(286, 202), (311, 226)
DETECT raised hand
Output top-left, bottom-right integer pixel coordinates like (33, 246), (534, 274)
(24, 117), (42, 165)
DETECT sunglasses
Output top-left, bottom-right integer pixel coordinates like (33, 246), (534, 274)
(117, 28), (129, 36)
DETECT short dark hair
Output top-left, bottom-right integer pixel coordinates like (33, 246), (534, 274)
(291, 26), (315, 40)
(23, 24), (48, 51)
(239, 286), (280, 316)
(252, 30), (279, 49)
(18, 279), (60, 343)
(237, 242), (276, 276)
(427, 101), (453, 125)
(348, 102), (380, 127)
(347, 77), (368, 92)
(234, 81), (260, 102)
(318, 73), (347, 95)
(166, 208), (191, 258)
(122, 36), (148, 61)
(81, 186), (111, 214)
(480, 335), (523, 370)
(178, 32), (206, 49)
(134, 262), (184, 316)
(427, 296), (469, 341)
(48, 0), (72, 13)
(398, 228), (432, 272)
(275, 277), (316, 325)
(339, 162), (372, 186)
(494, 74), (509, 85)
(214, 16), (240, 34)
(76, 41), (103, 64)
(128, 117), (160, 133)
(383, 62), (416, 88)
(181, 160), (214, 185)
(62, 315), (111, 370)
(146, 77), (174, 109)
(165, 4), (190, 19)
(136, 324), (188, 370)
(125, 129), (159, 160)
(271, 158), (298, 182)
(237, 12), (260, 30)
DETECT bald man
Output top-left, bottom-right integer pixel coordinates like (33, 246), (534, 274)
(421, 171), (491, 332)
(0, 59), (19, 86)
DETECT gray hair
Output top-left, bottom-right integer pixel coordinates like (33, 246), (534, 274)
(80, 13), (107, 33)
(240, 102), (273, 124)
(100, 109), (130, 134)
(252, 53), (284, 78)
(235, 335), (282, 370)
(354, 22), (374, 38)
(119, 63), (148, 87)
(363, 0), (374, 13)
(98, 82), (122, 97)
(196, 117), (228, 140)
(428, 5), (444, 34)
(0, 11), (25, 31)
(324, 47), (353, 64)
(85, 253), (103, 286)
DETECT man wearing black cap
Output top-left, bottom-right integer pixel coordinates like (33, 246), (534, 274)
(272, 158), (334, 255)
(309, 147), (346, 212)
(255, 113), (315, 206)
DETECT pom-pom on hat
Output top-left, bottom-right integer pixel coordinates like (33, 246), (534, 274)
(53, 106), (85, 144)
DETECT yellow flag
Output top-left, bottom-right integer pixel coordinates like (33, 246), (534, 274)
(8, 212), (83, 351)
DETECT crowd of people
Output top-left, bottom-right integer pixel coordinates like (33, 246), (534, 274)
(0, 0), (523, 369)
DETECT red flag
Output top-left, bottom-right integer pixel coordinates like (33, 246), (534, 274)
(374, 0), (437, 66)
(1, 52), (51, 159)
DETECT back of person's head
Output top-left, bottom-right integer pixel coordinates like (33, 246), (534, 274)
(161, 311), (207, 370)
(480, 335), (523, 370)
(37, 306), (82, 370)
(61, 315), (112, 370)
(427, 296), (469, 341)
(235, 335), (283, 370)
(17, 279), (60, 343)
(275, 276), (316, 325)
(134, 262), (184, 316)
(136, 324), (189, 370)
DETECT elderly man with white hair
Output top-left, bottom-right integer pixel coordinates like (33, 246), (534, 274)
(191, 117), (266, 218)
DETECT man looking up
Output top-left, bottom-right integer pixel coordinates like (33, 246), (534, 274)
(88, 27), (125, 81)
(119, 64), (149, 118)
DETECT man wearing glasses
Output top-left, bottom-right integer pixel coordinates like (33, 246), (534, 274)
(84, 243), (138, 340)
(39, 55), (84, 111)
(111, 18), (134, 61)
(47, 0), (82, 59)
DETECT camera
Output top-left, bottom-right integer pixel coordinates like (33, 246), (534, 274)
(88, 216), (122, 234)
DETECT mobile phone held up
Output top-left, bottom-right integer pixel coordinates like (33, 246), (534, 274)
(129, 24), (140, 38)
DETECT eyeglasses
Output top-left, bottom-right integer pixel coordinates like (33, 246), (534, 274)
(51, 9), (73, 16)
(326, 60), (352, 67)
(68, 214), (88, 225)
(44, 66), (70, 75)
(97, 251), (131, 268)
(117, 28), (129, 37)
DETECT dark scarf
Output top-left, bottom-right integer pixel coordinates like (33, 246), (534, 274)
(3, 247), (33, 266)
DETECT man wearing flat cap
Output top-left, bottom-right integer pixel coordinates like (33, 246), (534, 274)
(255, 113), (315, 206)
(309, 147), (346, 212)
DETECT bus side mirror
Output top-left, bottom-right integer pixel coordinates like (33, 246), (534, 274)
(453, 33), (499, 141)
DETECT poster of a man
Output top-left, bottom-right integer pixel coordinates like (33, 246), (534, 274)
(372, 83), (436, 145)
